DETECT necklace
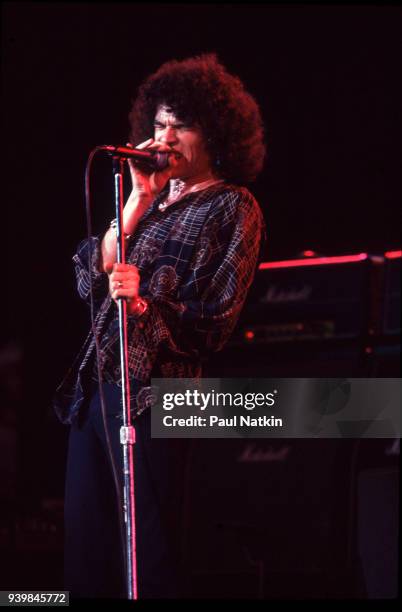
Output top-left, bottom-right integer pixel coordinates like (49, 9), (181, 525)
(158, 178), (224, 212)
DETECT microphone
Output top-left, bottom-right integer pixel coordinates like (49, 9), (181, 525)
(98, 145), (170, 172)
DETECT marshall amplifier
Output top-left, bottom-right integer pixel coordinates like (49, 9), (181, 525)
(181, 438), (364, 598)
(205, 251), (400, 378)
(181, 439), (398, 598)
(229, 253), (373, 346)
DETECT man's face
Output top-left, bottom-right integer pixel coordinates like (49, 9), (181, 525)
(153, 105), (213, 180)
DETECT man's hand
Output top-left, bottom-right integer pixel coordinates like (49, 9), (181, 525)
(126, 138), (180, 203)
(100, 140), (179, 274)
(106, 262), (142, 315)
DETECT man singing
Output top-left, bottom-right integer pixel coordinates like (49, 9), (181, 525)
(55, 53), (266, 599)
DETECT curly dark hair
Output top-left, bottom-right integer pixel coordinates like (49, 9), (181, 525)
(128, 53), (265, 184)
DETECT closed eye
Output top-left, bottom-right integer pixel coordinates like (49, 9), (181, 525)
(153, 121), (192, 130)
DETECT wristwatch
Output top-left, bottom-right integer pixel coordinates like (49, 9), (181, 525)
(129, 297), (148, 318)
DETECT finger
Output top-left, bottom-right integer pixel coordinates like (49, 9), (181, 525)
(135, 138), (154, 150)
(110, 270), (139, 281)
(127, 157), (148, 181)
(110, 281), (138, 291)
(111, 271), (139, 284)
(149, 158), (179, 194)
(126, 140), (154, 176)
(111, 288), (138, 301)
(113, 263), (139, 273)
(146, 142), (178, 153)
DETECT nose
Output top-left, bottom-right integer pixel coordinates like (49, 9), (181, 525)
(159, 126), (178, 148)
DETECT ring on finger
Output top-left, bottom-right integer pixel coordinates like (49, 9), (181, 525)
(117, 281), (123, 288)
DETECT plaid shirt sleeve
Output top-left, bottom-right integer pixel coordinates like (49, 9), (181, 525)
(72, 236), (109, 307)
(132, 188), (264, 363)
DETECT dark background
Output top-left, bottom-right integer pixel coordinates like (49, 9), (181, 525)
(1, 2), (401, 597)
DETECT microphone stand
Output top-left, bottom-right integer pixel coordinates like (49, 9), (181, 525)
(112, 155), (138, 600)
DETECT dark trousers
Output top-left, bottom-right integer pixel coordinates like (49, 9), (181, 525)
(64, 383), (188, 599)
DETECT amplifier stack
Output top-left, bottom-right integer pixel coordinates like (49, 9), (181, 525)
(206, 250), (401, 378)
(195, 250), (400, 598)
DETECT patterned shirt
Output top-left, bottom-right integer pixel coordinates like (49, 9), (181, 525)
(54, 182), (264, 425)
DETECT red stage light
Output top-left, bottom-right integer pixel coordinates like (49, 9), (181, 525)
(384, 250), (402, 259)
(259, 253), (368, 270)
